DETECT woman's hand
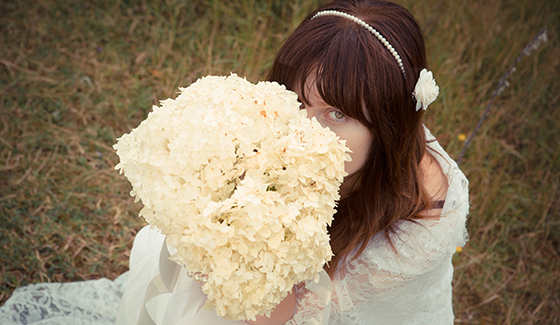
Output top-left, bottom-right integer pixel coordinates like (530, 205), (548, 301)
(246, 289), (296, 325)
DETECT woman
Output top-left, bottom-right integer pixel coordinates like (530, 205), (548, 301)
(0, 1), (468, 324)
(117, 1), (467, 324)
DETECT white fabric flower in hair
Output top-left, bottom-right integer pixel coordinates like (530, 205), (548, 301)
(413, 68), (439, 111)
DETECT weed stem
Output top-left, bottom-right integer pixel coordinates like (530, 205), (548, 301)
(457, 27), (548, 165)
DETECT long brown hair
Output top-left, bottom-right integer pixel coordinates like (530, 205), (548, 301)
(267, 0), (434, 275)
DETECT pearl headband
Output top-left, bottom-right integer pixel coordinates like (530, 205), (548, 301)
(311, 10), (406, 79)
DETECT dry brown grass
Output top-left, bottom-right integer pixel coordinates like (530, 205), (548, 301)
(1, 0), (558, 323)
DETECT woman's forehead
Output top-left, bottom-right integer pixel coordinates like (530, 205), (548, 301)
(300, 75), (328, 106)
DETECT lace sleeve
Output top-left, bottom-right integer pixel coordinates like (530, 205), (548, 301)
(286, 284), (323, 324)
(0, 274), (127, 325)
(286, 270), (332, 325)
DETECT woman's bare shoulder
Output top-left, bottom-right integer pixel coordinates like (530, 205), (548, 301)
(419, 152), (448, 219)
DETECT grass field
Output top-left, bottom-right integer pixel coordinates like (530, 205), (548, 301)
(1, 0), (558, 323)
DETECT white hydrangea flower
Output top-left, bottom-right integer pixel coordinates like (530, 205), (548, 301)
(114, 74), (350, 321)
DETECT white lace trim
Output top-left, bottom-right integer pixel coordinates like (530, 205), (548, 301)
(0, 274), (128, 325)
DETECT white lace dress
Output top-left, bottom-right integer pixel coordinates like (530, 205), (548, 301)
(0, 128), (468, 324)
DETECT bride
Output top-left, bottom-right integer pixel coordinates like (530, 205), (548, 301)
(0, 1), (468, 324)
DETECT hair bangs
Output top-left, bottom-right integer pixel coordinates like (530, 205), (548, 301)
(268, 18), (387, 128)
(295, 19), (407, 129)
(314, 28), (371, 126)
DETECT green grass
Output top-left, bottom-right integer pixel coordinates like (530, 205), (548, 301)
(1, 0), (558, 323)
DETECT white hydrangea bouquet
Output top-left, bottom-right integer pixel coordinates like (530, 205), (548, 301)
(114, 74), (349, 321)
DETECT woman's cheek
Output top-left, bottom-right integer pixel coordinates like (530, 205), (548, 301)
(341, 126), (372, 175)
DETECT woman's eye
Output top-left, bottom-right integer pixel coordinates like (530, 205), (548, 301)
(328, 110), (346, 120)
